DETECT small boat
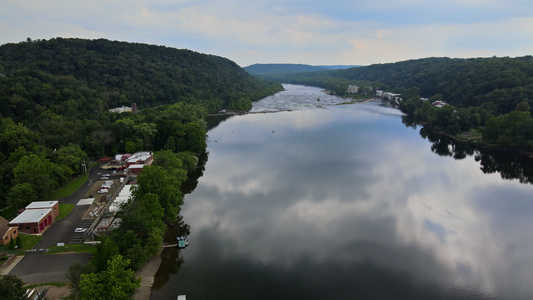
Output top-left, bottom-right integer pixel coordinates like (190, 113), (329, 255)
(178, 239), (189, 248)
(177, 235), (189, 248)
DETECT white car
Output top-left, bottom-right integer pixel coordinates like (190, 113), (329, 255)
(97, 189), (108, 194)
(75, 228), (87, 233)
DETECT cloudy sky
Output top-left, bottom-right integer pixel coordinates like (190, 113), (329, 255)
(1, 0), (532, 67)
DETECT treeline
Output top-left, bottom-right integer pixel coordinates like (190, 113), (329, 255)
(0, 37), (282, 210)
(258, 56), (533, 151)
(0, 38), (282, 120)
(244, 63), (328, 75)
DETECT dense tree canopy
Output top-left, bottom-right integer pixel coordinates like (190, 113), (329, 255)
(79, 255), (140, 300)
(0, 275), (27, 300)
(0, 38), (282, 210)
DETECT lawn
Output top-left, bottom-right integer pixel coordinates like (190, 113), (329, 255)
(47, 174), (88, 200)
(56, 204), (75, 220)
(46, 243), (99, 254)
(0, 234), (42, 254)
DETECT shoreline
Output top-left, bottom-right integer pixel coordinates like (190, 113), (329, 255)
(133, 249), (163, 300)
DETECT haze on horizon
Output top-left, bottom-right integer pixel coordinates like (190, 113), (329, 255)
(1, 0), (532, 67)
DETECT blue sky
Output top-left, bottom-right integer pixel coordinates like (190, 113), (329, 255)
(1, 0), (532, 67)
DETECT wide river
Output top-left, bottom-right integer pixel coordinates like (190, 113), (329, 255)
(151, 84), (533, 299)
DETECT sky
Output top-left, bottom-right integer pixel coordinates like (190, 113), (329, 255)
(1, 0), (532, 67)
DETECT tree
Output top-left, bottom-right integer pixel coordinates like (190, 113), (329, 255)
(92, 236), (119, 273)
(0, 274), (28, 300)
(515, 101), (531, 112)
(133, 123), (157, 150)
(66, 262), (94, 300)
(7, 183), (37, 208)
(53, 143), (88, 175)
(0, 119), (38, 156)
(79, 255), (140, 300)
(135, 166), (183, 223)
(12, 154), (57, 199)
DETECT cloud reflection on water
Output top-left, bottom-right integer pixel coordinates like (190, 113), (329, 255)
(175, 92), (533, 299)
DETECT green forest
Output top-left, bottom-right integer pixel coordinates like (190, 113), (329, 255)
(244, 63), (328, 75)
(258, 56), (533, 151)
(0, 37), (282, 209)
(0, 37), (283, 298)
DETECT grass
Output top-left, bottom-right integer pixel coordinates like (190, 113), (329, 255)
(46, 243), (99, 254)
(25, 282), (68, 289)
(0, 234), (43, 254)
(56, 204), (75, 220)
(47, 174), (88, 201)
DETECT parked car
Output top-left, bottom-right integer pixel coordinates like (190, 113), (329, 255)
(97, 189), (108, 194)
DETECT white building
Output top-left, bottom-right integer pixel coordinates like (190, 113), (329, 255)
(347, 85), (359, 94)
(109, 106), (132, 113)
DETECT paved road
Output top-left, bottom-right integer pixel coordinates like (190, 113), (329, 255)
(10, 252), (92, 283)
(9, 165), (117, 283)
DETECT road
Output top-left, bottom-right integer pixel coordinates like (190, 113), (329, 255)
(9, 165), (117, 284)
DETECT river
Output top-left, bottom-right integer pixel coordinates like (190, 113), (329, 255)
(151, 84), (533, 299)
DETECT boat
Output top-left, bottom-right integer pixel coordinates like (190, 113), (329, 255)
(178, 239), (189, 248)
(177, 235), (189, 248)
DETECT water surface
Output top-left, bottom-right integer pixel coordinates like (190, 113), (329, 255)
(152, 85), (533, 299)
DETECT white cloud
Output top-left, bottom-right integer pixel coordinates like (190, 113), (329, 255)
(1, 0), (532, 66)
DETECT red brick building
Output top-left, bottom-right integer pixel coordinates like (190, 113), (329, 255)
(8, 209), (54, 234)
(128, 164), (146, 176)
(25, 201), (60, 219)
(0, 216), (18, 246)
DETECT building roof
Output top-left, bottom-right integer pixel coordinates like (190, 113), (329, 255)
(126, 152), (152, 163)
(25, 201), (58, 210)
(9, 209), (52, 224)
(0, 216), (16, 238)
(129, 164), (147, 169)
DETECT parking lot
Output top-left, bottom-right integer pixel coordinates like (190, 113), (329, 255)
(8, 166), (122, 284)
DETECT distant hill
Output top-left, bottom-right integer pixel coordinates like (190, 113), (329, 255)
(0, 38), (282, 121)
(244, 63), (361, 75)
(244, 63), (327, 75)
(318, 65), (361, 70)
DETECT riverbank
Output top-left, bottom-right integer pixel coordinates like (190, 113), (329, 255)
(134, 249), (163, 299)
(425, 127), (533, 159)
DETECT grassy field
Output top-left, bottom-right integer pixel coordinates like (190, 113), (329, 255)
(0, 234), (43, 254)
(56, 204), (75, 220)
(46, 243), (99, 254)
(47, 174), (88, 201)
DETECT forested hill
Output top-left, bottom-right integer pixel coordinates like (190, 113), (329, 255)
(0, 38), (282, 210)
(244, 63), (361, 75)
(260, 56), (533, 115)
(244, 63), (327, 75)
(0, 37), (282, 121)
